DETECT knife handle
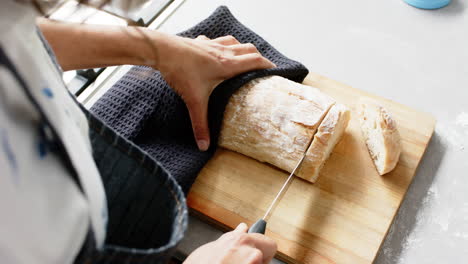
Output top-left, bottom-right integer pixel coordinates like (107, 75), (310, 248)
(248, 219), (267, 234)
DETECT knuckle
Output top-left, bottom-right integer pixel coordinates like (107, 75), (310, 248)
(237, 234), (252, 245)
(226, 35), (236, 41)
(253, 53), (264, 62)
(271, 238), (278, 250)
(231, 232), (243, 242)
(216, 52), (232, 65)
(267, 239), (277, 252)
(245, 43), (257, 50)
(249, 249), (263, 264)
(227, 246), (238, 255)
(227, 45), (236, 53)
(192, 124), (208, 139)
(221, 233), (243, 246)
(217, 44), (228, 52)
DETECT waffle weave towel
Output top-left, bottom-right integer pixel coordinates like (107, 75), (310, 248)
(90, 6), (309, 194)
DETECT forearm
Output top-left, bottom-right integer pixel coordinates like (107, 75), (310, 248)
(37, 18), (168, 71)
(36, 19), (275, 151)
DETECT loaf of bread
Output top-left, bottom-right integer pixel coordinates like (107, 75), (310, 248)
(219, 76), (346, 182)
(297, 103), (350, 182)
(358, 98), (401, 175)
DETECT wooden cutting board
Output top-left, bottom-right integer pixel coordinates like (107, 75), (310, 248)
(186, 72), (436, 264)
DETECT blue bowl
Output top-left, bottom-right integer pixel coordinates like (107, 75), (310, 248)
(403, 0), (451, 9)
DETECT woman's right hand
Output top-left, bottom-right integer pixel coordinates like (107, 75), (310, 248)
(183, 223), (277, 264)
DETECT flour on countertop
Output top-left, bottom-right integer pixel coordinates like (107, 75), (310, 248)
(436, 112), (468, 151)
(455, 112), (468, 127)
(454, 231), (468, 239)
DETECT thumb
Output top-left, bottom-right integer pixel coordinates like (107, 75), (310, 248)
(187, 98), (210, 151)
(234, 222), (248, 233)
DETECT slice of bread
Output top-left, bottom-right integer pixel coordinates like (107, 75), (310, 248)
(297, 103), (350, 182)
(358, 98), (401, 175)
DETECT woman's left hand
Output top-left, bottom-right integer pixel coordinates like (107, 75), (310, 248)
(153, 34), (276, 151)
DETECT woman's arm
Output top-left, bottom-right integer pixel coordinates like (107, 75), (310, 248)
(37, 18), (161, 71)
(37, 18), (275, 151)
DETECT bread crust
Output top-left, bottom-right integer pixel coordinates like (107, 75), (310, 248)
(219, 76), (336, 174)
(297, 104), (350, 182)
(359, 98), (401, 175)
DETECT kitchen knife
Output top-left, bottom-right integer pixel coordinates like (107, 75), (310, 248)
(248, 144), (311, 234)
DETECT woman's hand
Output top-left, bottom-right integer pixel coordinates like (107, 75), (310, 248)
(184, 223), (277, 264)
(38, 20), (274, 150)
(154, 34), (276, 151)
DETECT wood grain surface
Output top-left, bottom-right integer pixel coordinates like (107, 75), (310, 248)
(186, 73), (436, 264)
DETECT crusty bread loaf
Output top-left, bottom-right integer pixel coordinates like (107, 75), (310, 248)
(219, 76), (336, 175)
(358, 98), (401, 175)
(297, 103), (350, 182)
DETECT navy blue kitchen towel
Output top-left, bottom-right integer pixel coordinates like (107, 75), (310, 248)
(90, 6), (309, 194)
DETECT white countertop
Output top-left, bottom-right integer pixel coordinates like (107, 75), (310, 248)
(158, 0), (468, 262)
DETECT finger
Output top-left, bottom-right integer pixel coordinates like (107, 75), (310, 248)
(212, 35), (241, 45)
(186, 98), (210, 151)
(231, 43), (259, 56)
(231, 53), (276, 73)
(196, 35), (210, 40)
(246, 234), (277, 264)
(244, 247), (263, 264)
(232, 246), (263, 264)
(234, 222), (248, 233)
